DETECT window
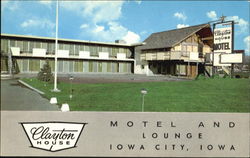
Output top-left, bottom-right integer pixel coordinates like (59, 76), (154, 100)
(98, 62), (102, 72)
(69, 44), (74, 55)
(75, 45), (80, 56)
(181, 44), (188, 57)
(80, 45), (84, 51)
(102, 46), (108, 52)
(98, 46), (102, 52)
(10, 40), (16, 47)
(90, 45), (98, 56)
(1, 39), (8, 53)
(89, 61), (93, 72)
(84, 45), (89, 51)
(111, 47), (118, 57)
(107, 62), (111, 72)
(23, 41), (29, 52)
(29, 59), (40, 72)
(16, 41), (23, 51)
(74, 60), (83, 72)
(59, 43), (64, 50)
(35, 41), (41, 48)
(48, 43), (55, 54)
(69, 61), (74, 72)
(198, 44), (203, 58)
(119, 48), (124, 53)
(64, 43), (70, 50)
(41, 42), (48, 50)
(29, 41), (35, 53)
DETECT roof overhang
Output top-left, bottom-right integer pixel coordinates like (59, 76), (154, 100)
(1, 33), (140, 47)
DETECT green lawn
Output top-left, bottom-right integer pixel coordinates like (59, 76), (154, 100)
(21, 78), (250, 112)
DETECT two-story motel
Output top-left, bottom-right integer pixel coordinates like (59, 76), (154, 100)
(1, 34), (140, 74)
(1, 23), (215, 78)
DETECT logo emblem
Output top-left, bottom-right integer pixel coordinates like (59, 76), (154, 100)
(20, 122), (87, 152)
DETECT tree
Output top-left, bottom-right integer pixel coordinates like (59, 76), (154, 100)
(37, 60), (54, 82)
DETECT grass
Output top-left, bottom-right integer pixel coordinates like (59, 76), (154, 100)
(21, 78), (250, 112)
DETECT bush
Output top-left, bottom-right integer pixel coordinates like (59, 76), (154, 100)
(212, 74), (221, 79)
(195, 74), (207, 80)
(223, 74), (231, 79)
(37, 60), (54, 83)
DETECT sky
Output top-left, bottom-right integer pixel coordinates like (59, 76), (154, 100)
(1, 0), (249, 55)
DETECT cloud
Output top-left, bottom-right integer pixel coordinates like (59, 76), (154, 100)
(207, 11), (217, 20)
(122, 31), (141, 44)
(1, 0), (19, 11)
(140, 30), (147, 35)
(62, 1), (140, 44)
(80, 24), (89, 29)
(177, 24), (189, 29)
(93, 24), (105, 33)
(227, 16), (249, 34)
(135, 0), (142, 4)
(21, 18), (55, 29)
(174, 12), (187, 21)
(80, 22), (140, 44)
(20, 18), (55, 36)
(244, 36), (250, 54)
(61, 1), (124, 23)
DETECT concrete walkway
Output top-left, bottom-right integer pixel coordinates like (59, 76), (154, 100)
(1, 79), (59, 111)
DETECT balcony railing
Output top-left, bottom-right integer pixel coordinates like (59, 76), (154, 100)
(141, 51), (203, 62)
(11, 47), (133, 61)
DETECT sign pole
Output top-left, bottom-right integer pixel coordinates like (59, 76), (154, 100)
(231, 21), (235, 78)
(212, 23), (216, 77)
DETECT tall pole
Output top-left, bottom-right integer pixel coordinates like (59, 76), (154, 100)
(53, 0), (60, 92)
(231, 21), (234, 78)
(212, 23), (215, 77)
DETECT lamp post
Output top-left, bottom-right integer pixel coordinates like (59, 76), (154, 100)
(69, 75), (74, 100)
(141, 88), (147, 112)
(52, 0), (60, 92)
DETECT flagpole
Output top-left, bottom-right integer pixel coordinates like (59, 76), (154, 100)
(53, 0), (60, 92)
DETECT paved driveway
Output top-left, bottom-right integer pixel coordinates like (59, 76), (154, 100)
(1, 79), (59, 111)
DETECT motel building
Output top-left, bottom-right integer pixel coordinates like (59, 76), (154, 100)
(0, 23), (242, 78)
(135, 23), (214, 78)
(1, 34), (140, 74)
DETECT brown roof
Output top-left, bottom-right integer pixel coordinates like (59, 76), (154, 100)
(139, 23), (211, 50)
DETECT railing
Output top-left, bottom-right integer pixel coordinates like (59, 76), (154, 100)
(12, 50), (133, 61)
(141, 51), (204, 61)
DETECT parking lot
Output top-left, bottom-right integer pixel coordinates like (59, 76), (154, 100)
(1, 79), (59, 111)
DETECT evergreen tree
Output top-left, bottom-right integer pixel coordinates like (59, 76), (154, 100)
(37, 60), (54, 82)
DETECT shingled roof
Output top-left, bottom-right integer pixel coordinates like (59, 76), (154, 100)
(139, 23), (211, 50)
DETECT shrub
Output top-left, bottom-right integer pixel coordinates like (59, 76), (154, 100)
(37, 60), (54, 83)
(223, 74), (231, 79)
(212, 74), (221, 79)
(195, 74), (207, 80)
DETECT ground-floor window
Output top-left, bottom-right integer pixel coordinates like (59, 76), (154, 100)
(1, 57), (8, 72)
(11, 58), (133, 74)
(148, 61), (199, 77)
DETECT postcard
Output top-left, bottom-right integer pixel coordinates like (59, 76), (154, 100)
(1, 0), (249, 157)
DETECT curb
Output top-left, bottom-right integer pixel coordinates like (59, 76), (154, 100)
(18, 80), (45, 95)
